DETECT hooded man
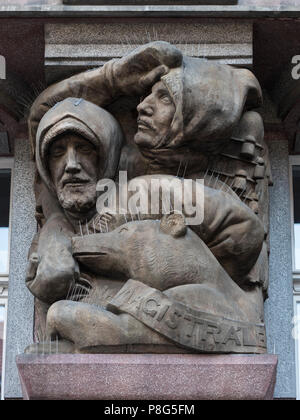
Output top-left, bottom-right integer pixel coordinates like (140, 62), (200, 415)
(26, 98), (124, 304)
(25, 43), (270, 354)
(27, 46), (266, 305)
(135, 56), (263, 175)
(36, 97), (123, 223)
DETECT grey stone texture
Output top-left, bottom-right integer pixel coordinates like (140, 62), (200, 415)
(0, 132), (9, 155)
(2, 85), (297, 401)
(265, 133), (297, 399)
(5, 133), (297, 400)
(45, 22), (252, 83)
(0, 0), (299, 7)
(0, 14), (297, 399)
(4, 137), (36, 399)
(63, 0), (238, 4)
(0, 324), (3, 371)
(1, 3), (300, 19)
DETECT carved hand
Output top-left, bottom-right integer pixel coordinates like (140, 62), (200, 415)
(107, 41), (183, 97)
(26, 247), (80, 305)
(28, 41), (182, 156)
(26, 213), (80, 305)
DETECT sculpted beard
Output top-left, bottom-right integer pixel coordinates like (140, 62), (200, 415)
(57, 182), (97, 214)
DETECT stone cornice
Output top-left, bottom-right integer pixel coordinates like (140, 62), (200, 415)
(0, 5), (300, 18)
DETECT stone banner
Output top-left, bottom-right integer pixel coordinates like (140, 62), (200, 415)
(108, 279), (267, 354)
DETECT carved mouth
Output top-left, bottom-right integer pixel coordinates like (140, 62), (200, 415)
(63, 179), (89, 187)
(137, 119), (153, 131)
(74, 251), (107, 257)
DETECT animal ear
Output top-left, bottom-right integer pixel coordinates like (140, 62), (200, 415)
(160, 212), (187, 238)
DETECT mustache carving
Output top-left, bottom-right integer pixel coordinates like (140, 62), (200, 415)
(137, 118), (155, 132)
(62, 177), (90, 187)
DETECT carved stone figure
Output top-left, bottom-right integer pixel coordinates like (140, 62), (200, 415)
(26, 98), (124, 305)
(25, 42), (271, 355)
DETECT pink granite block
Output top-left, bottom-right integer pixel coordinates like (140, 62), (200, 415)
(16, 353), (278, 400)
(0, 339), (2, 372)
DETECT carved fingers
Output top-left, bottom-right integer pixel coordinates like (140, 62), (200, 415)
(139, 65), (169, 92)
(29, 42), (183, 157)
(26, 252), (40, 283)
(110, 41), (182, 97)
(26, 248), (79, 305)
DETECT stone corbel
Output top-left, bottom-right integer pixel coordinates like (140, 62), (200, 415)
(62, 0), (238, 4)
(271, 63), (300, 152)
(0, 73), (32, 121)
(45, 21), (252, 84)
(0, 73), (32, 154)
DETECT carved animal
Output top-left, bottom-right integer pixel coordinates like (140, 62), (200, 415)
(72, 215), (261, 323)
(73, 214), (225, 291)
(33, 215), (262, 355)
(93, 175), (265, 287)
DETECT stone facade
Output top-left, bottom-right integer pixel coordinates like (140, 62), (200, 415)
(0, 0), (299, 7)
(1, 0), (300, 400)
(0, 323), (3, 370)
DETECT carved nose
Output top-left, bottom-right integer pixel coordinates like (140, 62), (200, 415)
(65, 150), (81, 174)
(66, 164), (81, 174)
(137, 100), (154, 116)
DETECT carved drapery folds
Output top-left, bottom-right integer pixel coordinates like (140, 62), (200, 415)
(25, 42), (272, 355)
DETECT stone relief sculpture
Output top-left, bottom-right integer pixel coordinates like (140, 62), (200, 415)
(25, 42), (272, 355)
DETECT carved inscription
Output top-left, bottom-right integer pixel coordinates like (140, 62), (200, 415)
(108, 279), (267, 354)
(25, 41), (271, 355)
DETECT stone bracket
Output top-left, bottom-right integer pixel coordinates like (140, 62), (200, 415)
(45, 22), (252, 83)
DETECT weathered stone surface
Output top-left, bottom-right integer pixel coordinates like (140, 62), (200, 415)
(0, 0), (298, 6)
(4, 137), (36, 399)
(0, 323), (3, 371)
(63, 0), (238, 4)
(45, 22), (253, 83)
(25, 42), (271, 357)
(264, 133), (296, 399)
(1, 0), (300, 15)
(17, 353), (278, 400)
(0, 132), (9, 155)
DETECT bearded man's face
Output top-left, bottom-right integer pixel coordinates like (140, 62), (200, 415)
(48, 133), (98, 216)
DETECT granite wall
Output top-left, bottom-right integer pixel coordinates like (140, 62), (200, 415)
(0, 0), (298, 7)
(0, 323), (3, 372)
(3, 134), (297, 400)
(3, 137), (35, 399)
(1, 16), (298, 398)
(265, 132), (297, 399)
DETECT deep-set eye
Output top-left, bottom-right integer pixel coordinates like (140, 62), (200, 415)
(49, 148), (65, 158)
(77, 145), (93, 154)
(159, 94), (172, 104)
(119, 227), (129, 234)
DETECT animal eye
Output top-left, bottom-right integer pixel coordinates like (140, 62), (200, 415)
(119, 227), (129, 234)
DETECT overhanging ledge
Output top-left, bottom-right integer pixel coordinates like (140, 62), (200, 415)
(1, 6), (300, 18)
(17, 353), (278, 400)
